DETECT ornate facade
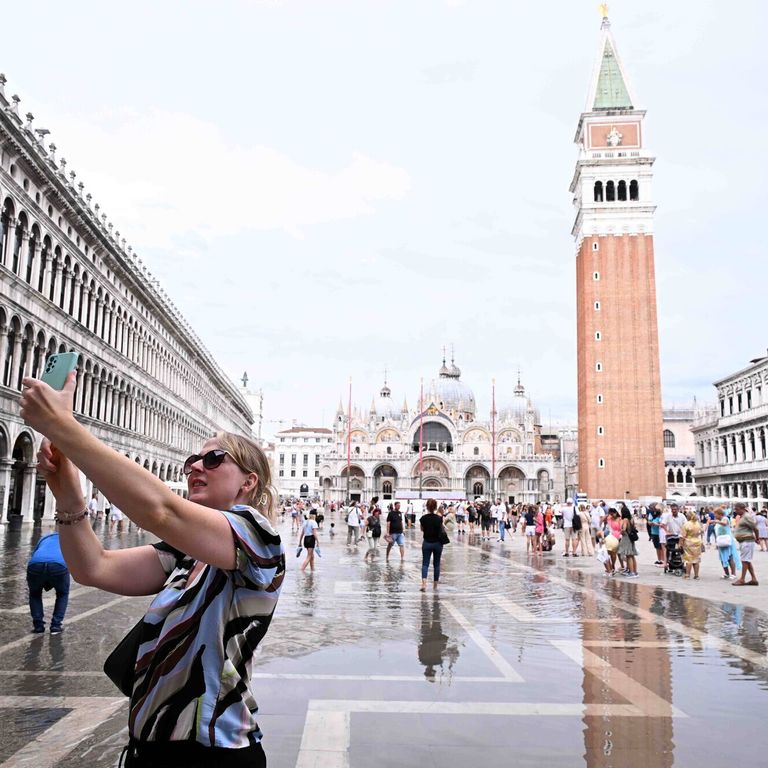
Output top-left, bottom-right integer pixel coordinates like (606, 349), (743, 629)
(692, 352), (768, 500)
(319, 357), (562, 504)
(0, 73), (252, 522)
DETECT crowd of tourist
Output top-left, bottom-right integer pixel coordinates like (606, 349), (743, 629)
(285, 496), (767, 587)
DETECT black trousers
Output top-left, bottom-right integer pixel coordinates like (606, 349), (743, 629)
(122, 739), (267, 767)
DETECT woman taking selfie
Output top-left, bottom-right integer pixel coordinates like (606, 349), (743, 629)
(20, 372), (285, 768)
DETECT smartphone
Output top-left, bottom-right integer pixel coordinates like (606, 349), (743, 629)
(41, 352), (78, 391)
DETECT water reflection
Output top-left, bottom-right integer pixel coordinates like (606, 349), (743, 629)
(580, 589), (675, 768)
(417, 594), (459, 683)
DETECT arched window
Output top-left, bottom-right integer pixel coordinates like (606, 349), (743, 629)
(606, 181), (616, 201)
(473, 446), (479, 455)
(663, 429), (675, 448)
(629, 180), (639, 201)
(593, 181), (603, 202)
(473, 482), (484, 496)
(667, 468), (674, 483)
(685, 469), (693, 484)
(676, 469), (684, 484)
(617, 180), (627, 201)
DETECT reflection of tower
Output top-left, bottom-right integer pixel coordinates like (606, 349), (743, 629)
(579, 587), (674, 768)
(571, 9), (665, 499)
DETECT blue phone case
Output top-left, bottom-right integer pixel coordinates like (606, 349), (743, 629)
(41, 352), (78, 391)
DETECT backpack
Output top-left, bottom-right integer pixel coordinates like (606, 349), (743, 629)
(572, 511), (582, 532)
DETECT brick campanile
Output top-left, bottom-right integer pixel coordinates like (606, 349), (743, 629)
(570, 10), (665, 500)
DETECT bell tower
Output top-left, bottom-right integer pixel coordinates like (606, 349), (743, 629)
(571, 8), (665, 499)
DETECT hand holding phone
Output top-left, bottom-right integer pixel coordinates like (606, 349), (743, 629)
(20, 352), (78, 436)
(41, 352), (78, 391)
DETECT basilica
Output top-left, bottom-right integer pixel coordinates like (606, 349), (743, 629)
(319, 356), (564, 505)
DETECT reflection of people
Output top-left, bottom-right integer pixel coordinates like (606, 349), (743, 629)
(418, 595), (449, 680)
(21, 372), (284, 767)
(27, 530), (70, 634)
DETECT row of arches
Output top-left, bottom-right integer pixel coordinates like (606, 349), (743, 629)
(667, 467), (694, 484)
(0, 193), (230, 419)
(0, 305), (208, 452)
(698, 481), (768, 500)
(0, 420), (187, 521)
(698, 429), (768, 468)
(331, 461), (552, 499)
(593, 179), (639, 203)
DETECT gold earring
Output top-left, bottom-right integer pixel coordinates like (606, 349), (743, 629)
(258, 492), (268, 507)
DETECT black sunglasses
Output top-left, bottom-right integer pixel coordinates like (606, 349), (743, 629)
(183, 449), (231, 476)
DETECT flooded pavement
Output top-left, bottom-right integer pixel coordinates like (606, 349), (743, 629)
(1, 517), (767, 767)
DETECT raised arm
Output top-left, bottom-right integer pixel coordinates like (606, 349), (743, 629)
(22, 374), (238, 570)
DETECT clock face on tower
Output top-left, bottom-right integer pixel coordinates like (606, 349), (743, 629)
(606, 126), (623, 146)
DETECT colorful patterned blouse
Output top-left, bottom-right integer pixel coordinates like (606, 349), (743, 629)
(128, 505), (285, 747)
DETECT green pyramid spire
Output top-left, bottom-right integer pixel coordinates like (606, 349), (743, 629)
(593, 39), (633, 110)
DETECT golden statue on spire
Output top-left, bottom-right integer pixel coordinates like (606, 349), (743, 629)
(599, 3), (609, 18)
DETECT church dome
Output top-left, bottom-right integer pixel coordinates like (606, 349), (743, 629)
(499, 377), (539, 425)
(373, 382), (398, 419)
(425, 354), (475, 417)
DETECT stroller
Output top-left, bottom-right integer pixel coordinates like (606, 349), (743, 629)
(665, 537), (684, 576)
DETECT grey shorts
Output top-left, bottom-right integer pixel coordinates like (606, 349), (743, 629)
(739, 540), (755, 563)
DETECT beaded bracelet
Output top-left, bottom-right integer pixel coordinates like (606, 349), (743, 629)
(54, 509), (89, 526)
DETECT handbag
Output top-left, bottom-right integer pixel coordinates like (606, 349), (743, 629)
(104, 619), (144, 696)
(716, 533), (732, 548)
(438, 526), (450, 545)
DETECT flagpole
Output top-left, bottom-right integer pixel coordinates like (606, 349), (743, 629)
(346, 376), (352, 504)
(418, 377), (424, 499)
(491, 378), (497, 501)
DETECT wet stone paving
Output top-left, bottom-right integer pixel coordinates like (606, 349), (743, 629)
(1, 515), (767, 767)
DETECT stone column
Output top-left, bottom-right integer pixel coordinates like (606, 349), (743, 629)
(26, 241), (39, 285)
(16, 232), (30, 279)
(52, 262), (64, 307)
(22, 337), (34, 381)
(23, 466), (37, 519)
(105, 385), (114, 424)
(4, 218), (18, 269)
(0, 460), (12, 521)
(9, 333), (22, 389)
(63, 269), (74, 314)
(0, 328), (8, 387)
(82, 372), (92, 416)
(41, 255), (52, 297)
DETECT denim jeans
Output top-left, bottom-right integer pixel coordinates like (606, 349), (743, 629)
(421, 541), (444, 581)
(27, 563), (70, 631)
(499, 521), (506, 541)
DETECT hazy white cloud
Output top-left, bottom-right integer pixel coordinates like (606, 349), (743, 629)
(45, 109), (411, 248)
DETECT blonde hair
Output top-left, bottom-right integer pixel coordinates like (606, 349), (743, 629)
(215, 431), (277, 523)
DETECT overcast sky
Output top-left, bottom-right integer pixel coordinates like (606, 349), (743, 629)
(3, 0), (766, 437)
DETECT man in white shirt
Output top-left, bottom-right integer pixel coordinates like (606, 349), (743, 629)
(346, 501), (361, 544)
(493, 499), (507, 542)
(87, 492), (99, 520)
(589, 500), (604, 546)
(561, 499), (576, 556)
(108, 500), (124, 533)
